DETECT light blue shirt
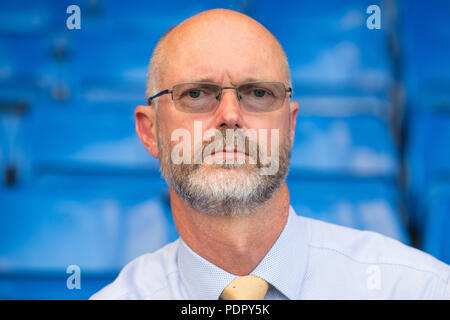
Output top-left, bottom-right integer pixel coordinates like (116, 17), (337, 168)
(91, 206), (450, 299)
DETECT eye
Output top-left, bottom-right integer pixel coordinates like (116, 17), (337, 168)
(188, 90), (202, 98)
(253, 89), (267, 98)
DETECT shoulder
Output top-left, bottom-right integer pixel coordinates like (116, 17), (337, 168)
(90, 240), (180, 300)
(298, 215), (450, 298)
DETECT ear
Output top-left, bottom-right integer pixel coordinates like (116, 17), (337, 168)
(135, 105), (159, 158)
(289, 101), (299, 149)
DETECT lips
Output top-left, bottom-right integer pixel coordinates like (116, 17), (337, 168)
(210, 148), (248, 156)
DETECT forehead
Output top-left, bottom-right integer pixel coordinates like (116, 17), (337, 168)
(160, 12), (287, 85)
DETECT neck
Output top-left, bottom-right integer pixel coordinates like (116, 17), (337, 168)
(170, 182), (290, 276)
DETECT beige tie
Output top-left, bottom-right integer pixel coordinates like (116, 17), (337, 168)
(220, 275), (269, 300)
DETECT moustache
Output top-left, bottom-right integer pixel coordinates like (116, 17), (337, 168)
(194, 127), (261, 166)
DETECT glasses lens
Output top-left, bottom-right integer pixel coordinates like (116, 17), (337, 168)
(172, 83), (221, 113)
(238, 82), (286, 113)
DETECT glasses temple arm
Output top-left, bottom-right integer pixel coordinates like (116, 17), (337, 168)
(147, 89), (171, 105)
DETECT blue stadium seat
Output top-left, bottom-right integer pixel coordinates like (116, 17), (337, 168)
(28, 103), (159, 180)
(64, 33), (157, 109)
(0, 175), (176, 299)
(294, 94), (392, 122)
(422, 182), (450, 265)
(400, 0), (450, 111)
(287, 177), (410, 245)
(71, 33), (154, 87)
(288, 37), (392, 98)
(290, 115), (399, 178)
(0, 0), (53, 35)
(0, 33), (68, 104)
(406, 111), (450, 227)
(0, 108), (30, 187)
(0, 35), (49, 89)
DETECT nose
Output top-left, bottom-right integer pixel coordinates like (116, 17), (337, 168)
(214, 88), (242, 129)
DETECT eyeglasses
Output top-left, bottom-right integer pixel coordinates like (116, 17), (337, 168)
(147, 81), (292, 113)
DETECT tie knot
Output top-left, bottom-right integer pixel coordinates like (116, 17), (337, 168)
(220, 275), (269, 300)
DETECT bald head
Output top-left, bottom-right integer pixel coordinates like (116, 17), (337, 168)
(146, 9), (290, 101)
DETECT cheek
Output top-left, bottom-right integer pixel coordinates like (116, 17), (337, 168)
(162, 117), (207, 156)
(245, 111), (289, 134)
(243, 114), (288, 155)
(159, 106), (192, 140)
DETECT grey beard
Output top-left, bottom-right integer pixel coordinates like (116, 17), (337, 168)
(157, 127), (291, 217)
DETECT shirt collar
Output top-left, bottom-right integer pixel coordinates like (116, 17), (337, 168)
(177, 205), (310, 300)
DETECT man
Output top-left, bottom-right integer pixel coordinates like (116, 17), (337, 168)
(91, 9), (449, 299)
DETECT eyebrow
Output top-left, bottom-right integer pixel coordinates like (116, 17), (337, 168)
(189, 77), (272, 85)
(191, 77), (218, 83)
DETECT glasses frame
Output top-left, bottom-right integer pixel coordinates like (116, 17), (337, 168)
(147, 81), (293, 113)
